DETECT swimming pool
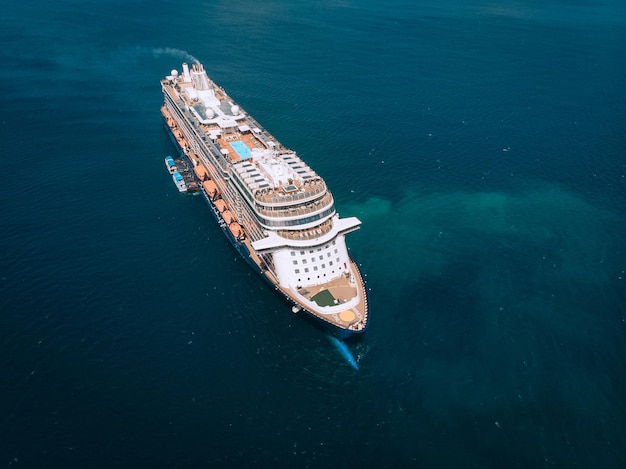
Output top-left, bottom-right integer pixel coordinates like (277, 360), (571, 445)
(229, 140), (251, 160)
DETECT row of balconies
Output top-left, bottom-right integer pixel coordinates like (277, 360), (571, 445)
(254, 191), (333, 220)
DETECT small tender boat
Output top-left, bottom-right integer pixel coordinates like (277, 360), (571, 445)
(172, 171), (188, 192)
(164, 156), (178, 174)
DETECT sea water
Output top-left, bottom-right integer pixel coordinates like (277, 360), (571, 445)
(1, 0), (625, 467)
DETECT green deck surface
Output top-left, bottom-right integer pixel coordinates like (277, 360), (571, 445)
(311, 289), (335, 307)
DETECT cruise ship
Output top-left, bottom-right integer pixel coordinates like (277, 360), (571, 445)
(160, 61), (368, 337)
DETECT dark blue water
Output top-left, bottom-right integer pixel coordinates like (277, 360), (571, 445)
(2, 1), (625, 467)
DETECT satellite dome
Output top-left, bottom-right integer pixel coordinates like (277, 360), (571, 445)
(205, 108), (214, 118)
(171, 69), (179, 77)
(231, 105), (240, 115)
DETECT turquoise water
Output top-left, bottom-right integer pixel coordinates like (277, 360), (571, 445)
(1, 0), (625, 467)
(230, 140), (251, 159)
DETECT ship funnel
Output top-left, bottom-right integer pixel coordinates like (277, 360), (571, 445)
(190, 62), (211, 90)
(182, 62), (191, 82)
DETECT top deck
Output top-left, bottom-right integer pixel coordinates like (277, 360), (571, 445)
(163, 63), (327, 207)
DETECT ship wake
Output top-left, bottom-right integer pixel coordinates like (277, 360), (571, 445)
(328, 336), (359, 370)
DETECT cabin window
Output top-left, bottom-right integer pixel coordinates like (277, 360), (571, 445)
(292, 260), (298, 265)
(295, 269), (300, 274)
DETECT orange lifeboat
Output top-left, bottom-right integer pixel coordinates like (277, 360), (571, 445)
(202, 180), (219, 198)
(194, 164), (208, 179)
(214, 199), (227, 212)
(229, 222), (245, 240)
(222, 210), (235, 224)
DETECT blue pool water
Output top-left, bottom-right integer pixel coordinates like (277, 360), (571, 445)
(229, 140), (251, 159)
(1, 0), (625, 467)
